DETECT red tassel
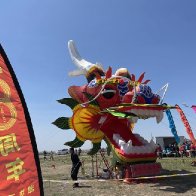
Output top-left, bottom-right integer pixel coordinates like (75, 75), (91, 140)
(131, 74), (135, 81)
(143, 80), (151, 84)
(105, 66), (112, 79)
(138, 72), (145, 83)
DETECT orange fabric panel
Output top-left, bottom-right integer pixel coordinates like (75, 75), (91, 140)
(0, 45), (43, 196)
(176, 104), (196, 146)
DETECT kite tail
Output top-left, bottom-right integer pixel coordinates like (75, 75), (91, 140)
(176, 104), (196, 145)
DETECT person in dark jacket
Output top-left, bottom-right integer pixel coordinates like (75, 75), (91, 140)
(69, 147), (82, 188)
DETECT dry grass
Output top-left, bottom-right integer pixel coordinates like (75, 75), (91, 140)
(41, 153), (196, 196)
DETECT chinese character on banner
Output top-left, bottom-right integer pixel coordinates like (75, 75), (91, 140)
(0, 45), (43, 195)
(6, 157), (26, 181)
(0, 133), (20, 156)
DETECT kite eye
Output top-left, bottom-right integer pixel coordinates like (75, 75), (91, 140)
(88, 79), (97, 88)
(101, 88), (116, 99)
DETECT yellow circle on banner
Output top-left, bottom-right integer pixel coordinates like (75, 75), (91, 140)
(71, 105), (104, 143)
(0, 79), (17, 131)
(0, 102), (17, 131)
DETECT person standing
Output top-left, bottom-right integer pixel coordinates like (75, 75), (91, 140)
(49, 151), (54, 161)
(179, 143), (186, 158)
(173, 143), (180, 157)
(43, 150), (47, 160)
(69, 147), (82, 188)
(156, 144), (162, 159)
(78, 148), (82, 156)
(190, 142), (195, 158)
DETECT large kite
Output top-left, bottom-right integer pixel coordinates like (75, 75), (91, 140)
(53, 41), (195, 177)
(53, 41), (173, 163)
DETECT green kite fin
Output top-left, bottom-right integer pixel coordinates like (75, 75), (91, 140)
(64, 137), (84, 148)
(87, 142), (101, 155)
(52, 117), (70, 130)
(57, 98), (79, 109)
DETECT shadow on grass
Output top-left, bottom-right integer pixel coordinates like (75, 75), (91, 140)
(74, 185), (92, 188)
(61, 177), (70, 180)
(61, 176), (93, 180)
(139, 170), (196, 194)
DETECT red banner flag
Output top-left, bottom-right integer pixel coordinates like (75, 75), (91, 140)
(191, 105), (196, 113)
(176, 104), (196, 145)
(0, 45), (43, 195)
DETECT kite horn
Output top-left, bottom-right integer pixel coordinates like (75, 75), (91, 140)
(68, 40), (104, 82)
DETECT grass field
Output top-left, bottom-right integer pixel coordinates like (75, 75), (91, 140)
(41, 153), (196, 196)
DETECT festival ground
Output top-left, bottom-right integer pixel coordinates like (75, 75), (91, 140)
(41, 153), (196, 196)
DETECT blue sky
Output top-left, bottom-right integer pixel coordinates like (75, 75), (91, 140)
(0, 0), (196, 151)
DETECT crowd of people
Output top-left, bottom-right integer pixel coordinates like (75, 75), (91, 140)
(156, 141), (196, 158)
(42, 143), (195, 188)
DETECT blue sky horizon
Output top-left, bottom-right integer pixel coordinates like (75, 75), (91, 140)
(0, 0), (196, 151)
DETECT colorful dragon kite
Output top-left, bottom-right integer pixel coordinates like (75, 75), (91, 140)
(53, 40), (174, 164)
